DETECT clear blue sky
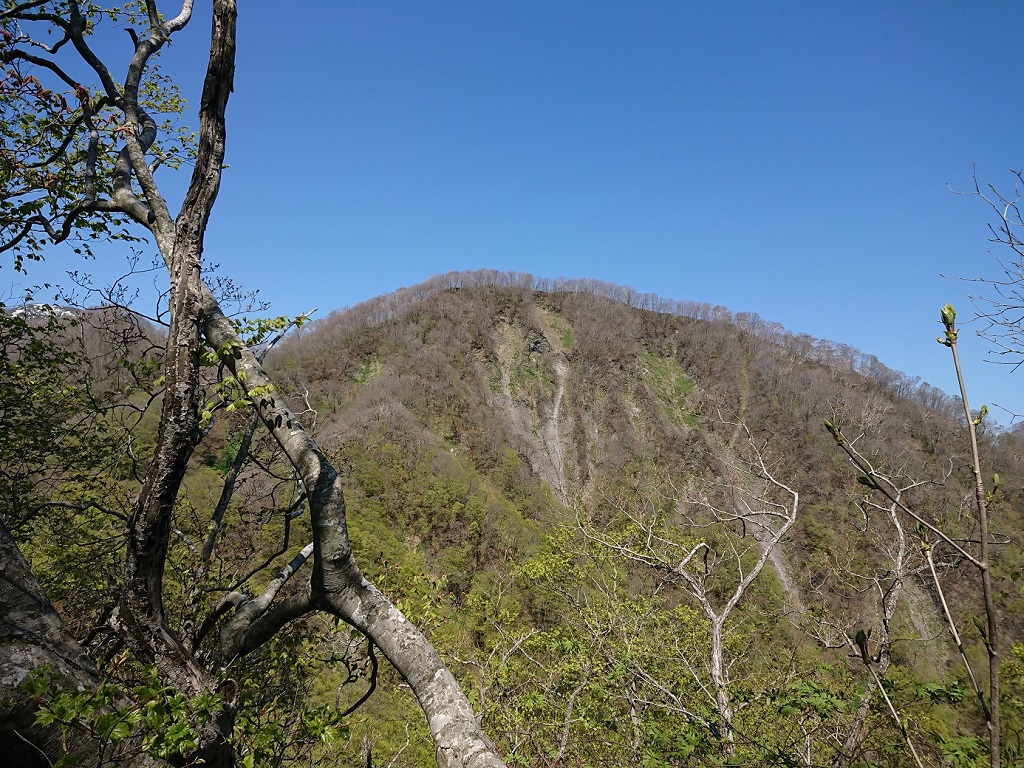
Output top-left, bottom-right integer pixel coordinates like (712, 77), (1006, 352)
(13, 1), (1024, 422)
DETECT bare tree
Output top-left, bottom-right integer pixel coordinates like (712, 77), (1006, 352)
(578, 424), (799, 759)
(826, 305), (1002, 768)
(813, 423), (945, 768)
(959, 170), (1024, 375)
(1, 3), (505, 766)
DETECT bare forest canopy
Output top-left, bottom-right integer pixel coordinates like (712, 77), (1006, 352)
(294, 269), (970, 422)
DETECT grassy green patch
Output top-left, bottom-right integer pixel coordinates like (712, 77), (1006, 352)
(640, 351), (698, 428)
(356, 356), (384, 384)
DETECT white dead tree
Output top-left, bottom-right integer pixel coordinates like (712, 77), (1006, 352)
(578, 424), (799, 758)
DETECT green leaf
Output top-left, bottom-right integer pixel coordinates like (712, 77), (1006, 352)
(972, 615), (987, 641)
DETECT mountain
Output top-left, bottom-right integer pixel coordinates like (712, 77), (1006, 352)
(263, 271), (1023, 767)
(6, 271), (1019, 766)
(7, 303), (79, 321)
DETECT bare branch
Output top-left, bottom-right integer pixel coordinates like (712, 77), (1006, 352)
(338, 639), (378, 717)
(228, 542), (314, 630)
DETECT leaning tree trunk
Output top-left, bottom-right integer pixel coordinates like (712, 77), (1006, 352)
(202, 295), (507, 768)
(0, 521), (165, 768)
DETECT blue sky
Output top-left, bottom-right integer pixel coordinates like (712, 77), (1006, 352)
(13, 1), (1024, 422)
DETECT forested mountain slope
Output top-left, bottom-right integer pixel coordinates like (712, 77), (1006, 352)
(260, 271), (1024, 767)
(4, 272), (1023, 768)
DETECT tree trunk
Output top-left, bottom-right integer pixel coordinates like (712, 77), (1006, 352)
(202, 295), (507, 767)
(709, 619), (735, 757)
(110, 4), (239, 765)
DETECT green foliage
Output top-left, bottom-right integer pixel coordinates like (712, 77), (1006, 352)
(773, 677), (846, 720)
(197, 314), (302, 426)
(200, 376), (274, 428)
(640, 350), (698, 428)
(541, 309), (575, 349)
(20, 632), (352, 768)
(8, 268), (1024, 766)
(0, 4), (195, 271)
(356, 355), (383, 384)
(933, 733), (987, 768)
(0, 304), (118, 530)
(21, 664), (226, 764)
(212, 430), (243, 474)
(230, 625), (351, 767)
(490, 523), (783, 765)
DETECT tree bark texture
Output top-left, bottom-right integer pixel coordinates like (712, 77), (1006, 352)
(105, 0), (233, 702)
(110, 4), (238, 765)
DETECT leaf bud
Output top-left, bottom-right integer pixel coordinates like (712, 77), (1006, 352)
(940, 304), (956, 330)
(823, 419), (844, 444)
(939, 305), (958, 345)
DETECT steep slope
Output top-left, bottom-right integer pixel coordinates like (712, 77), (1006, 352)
(271, 272), (1024, 633)
(267, 271), (1024, 767)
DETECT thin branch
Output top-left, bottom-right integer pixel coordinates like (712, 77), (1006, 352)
(225, 493), (307, 593)
(0, 2), (50, 21)
(925, 546), (987, 716)
(338, 639), (378, 717)
(200, 409), (260, 562)
(848, 636), (926, 768)
(226, 542), (314, 630)
(946, 311), (1000, 767)
(832, 435), (983, 568)
(221, 585), (314, 660)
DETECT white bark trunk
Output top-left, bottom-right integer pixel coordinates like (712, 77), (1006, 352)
(201, 293), (506, 767)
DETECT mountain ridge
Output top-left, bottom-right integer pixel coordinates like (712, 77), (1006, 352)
(257, 271), (1023, 764)
(269, 268), (1022, 633)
